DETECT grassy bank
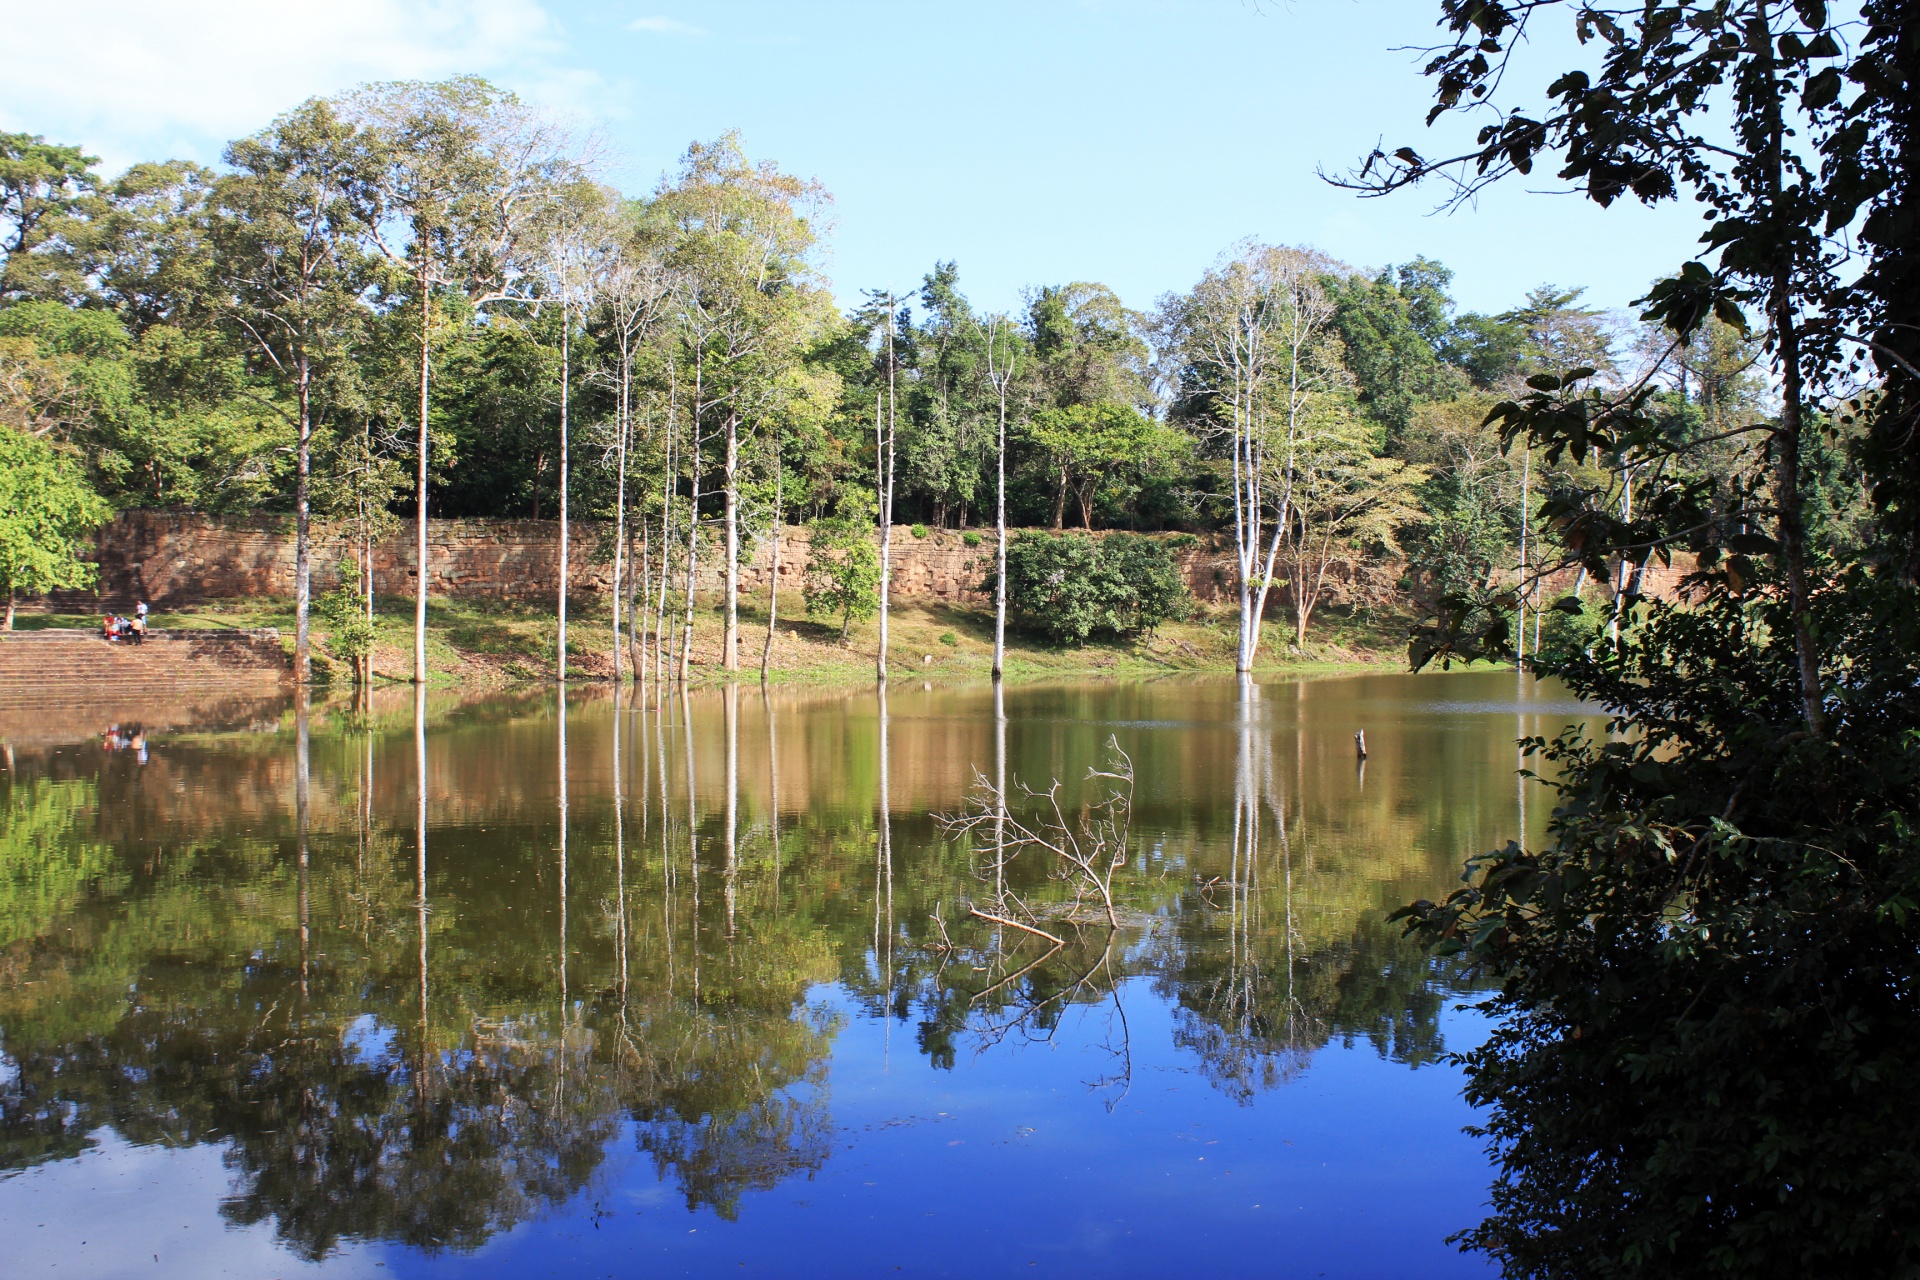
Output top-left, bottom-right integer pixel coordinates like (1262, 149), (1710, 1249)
(13, 591), (1411, 688)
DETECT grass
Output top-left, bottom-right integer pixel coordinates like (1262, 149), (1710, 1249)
(10, 589), (1413, 688)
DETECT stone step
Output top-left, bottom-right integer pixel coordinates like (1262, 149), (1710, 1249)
(0, 628), (291, 693)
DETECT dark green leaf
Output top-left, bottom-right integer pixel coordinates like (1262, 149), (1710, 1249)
(1803, 67), (1843, 109)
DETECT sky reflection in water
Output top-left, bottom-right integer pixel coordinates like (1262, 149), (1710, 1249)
(0, 671), (1602, 1278)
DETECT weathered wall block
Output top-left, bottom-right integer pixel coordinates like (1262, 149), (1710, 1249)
(34, 511), (1691, 613)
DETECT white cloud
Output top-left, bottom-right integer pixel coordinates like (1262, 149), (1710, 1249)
(0, 0), (596, 171)
(0, 1129), (390, 1278)
(627, 14), (707, 35)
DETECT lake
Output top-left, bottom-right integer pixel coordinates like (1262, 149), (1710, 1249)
(0, 671), (1604, 1278)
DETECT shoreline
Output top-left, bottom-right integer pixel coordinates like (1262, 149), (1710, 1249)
(6, 594), (1417, 691)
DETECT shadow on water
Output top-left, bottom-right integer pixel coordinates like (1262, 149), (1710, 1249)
(0, 670), (1601, 1274)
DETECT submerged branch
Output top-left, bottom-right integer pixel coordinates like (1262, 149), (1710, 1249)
(966, 908), (1064, 947)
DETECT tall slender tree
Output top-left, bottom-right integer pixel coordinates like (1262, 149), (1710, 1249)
(981, 314), (1020, 681)
(345, 77), (574, 684)
(1160, 242), (1344, 672)
(875, 295), (900, 684)
(536, 181), (621, 683)
(654, 133), (829, 675)
(596, 215), (675, 684)
(214, 98), (380, 684)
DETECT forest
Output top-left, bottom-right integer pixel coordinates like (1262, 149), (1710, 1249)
(0, 76), (1844, 682)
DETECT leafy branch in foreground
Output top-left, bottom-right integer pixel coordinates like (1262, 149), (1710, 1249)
(1350, 3), (1920, 1278)
(1392, 567), (1920, 1278)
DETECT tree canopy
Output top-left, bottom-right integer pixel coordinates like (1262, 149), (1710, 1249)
(0, 64), (1884, 668)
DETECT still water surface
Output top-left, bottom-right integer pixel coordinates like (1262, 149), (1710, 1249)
(0, 672), (1601, 1278)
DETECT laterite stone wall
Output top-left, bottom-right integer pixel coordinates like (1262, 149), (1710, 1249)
(33, 510), (1691, 613)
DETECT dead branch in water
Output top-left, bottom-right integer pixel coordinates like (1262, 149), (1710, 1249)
(967, 907), (1065, 946)
(938, 736), (1137, 930)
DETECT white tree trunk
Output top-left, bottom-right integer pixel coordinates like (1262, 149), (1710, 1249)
(557, 307), (570, 684)
(724, 410), (739, 672)
(993, 382), (1007, 681)
(413, 280), (431, 686)
(612, 350), (629, 684)
(679, 423), (700, 685)
(294, 353), (312, 685)
(762, 458), (781, 681)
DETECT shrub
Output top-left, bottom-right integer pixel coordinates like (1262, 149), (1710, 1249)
(961, 531), (982, 548)
(804, 494), (881, 640)
(316, 583), (374, 678)
(996, 532), (1190, 647)
(939, 632), (957, 647)
(1103, 534), (1192, 633)
(910, 523), (929, 540)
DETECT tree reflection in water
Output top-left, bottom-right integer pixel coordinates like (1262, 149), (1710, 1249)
(921, 676), (1473, 1108)
(0, 678), (1521, 1255)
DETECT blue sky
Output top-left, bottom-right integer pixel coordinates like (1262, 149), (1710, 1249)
(3, 0), (1705, 319)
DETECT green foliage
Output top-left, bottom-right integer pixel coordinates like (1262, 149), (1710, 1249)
(1101, 533), (1192, 633)
(998, 531), (1189, 646)
(0, 296), (293, 513)
(1443, 310), (1531, 388)
(1364, 3), (1920, 1276)
(1406, 498), (1511, 604)
(315, 580), (374, 665)
(1404, 419), (1517, 604)
(1530, 586), (1609, 663)
(1397, 576), (1920, 1278)
(938, 631), (957, 646)
(802, 493), (881, 640)
(909, 522), (928, 539)
(0, 131), (100, 302)
(1442, 287), (1615, 390)
(1277, 400), (1426, 644)
(0, 428), (108, 607)
(1026, 281), (1150, 413)
(886, 261), (1000, 526)
(961, 531), (981, 547)
(1327, 262), (1467, 439)
(1022, 401), (1184, 529)
(0, 300), (135, 441)
(430, 311), (561, 516)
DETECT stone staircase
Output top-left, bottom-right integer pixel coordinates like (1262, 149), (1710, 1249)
(0, 628), (292, 704)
